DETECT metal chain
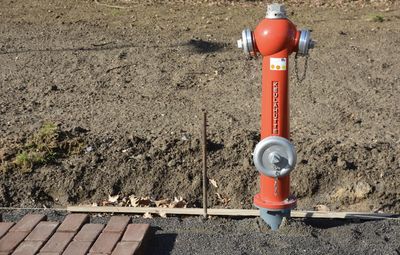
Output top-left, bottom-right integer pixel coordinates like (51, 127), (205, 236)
(273, 166), (281, 196)
(294, 53), (309, 84)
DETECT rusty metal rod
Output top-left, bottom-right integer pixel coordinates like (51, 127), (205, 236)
(202, 110), (208, 218)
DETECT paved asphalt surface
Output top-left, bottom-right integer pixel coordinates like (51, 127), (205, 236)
(1, 209), (399, 255)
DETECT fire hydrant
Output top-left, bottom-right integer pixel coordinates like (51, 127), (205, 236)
(237, 3), (315, 230)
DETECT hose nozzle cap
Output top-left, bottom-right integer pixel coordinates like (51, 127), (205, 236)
(237, 28), (255, 57)
(298, 29), (315, 56)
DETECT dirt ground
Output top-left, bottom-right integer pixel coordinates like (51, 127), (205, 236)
(0, 0), (399, 216)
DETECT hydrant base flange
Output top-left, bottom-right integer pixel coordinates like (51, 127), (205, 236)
(254, 193), (297, 210)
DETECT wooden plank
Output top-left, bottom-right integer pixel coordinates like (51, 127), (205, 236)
(67, 206), (399, 220)
(291, 211), (399, 220)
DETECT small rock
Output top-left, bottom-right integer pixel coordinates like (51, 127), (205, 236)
(314, 204), (330, 212)
(354, 181), (372, 199)
(181, 134), (189, 141)
(133, 154), (144, 160)
(167, 160), (176, 167)
(45, 100), (54, 108)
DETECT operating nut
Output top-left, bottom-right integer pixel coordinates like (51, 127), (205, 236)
(266, 3), (287, 19)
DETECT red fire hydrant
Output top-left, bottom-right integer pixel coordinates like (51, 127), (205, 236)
(237, 4), (315, 230)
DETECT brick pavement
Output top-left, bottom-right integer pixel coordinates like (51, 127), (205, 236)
(0, 214), (150, 255)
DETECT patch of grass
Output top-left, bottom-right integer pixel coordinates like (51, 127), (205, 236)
(110, 9), (121, 17)
(28, 122), (59, 152)
(368, 14), (385, 22)
(2, 122), (86, 174)
(14, 151), (45, 173)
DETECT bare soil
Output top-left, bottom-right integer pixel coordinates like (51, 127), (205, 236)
(0, 0), (399, 216)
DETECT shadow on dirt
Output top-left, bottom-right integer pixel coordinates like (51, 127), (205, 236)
(303, 218), (366, 229)
(0, 39), (228, 55)
(207, 140), (224, 152)
(185, 39), (226, 54)
(0, 43), (179, 55)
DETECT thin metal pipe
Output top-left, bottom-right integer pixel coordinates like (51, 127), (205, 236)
(202, 110), (208, 218)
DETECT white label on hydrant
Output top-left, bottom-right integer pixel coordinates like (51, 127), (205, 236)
(270, 58), (287, 71)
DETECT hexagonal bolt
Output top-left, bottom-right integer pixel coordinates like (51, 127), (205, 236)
(268, 152), (282, 165)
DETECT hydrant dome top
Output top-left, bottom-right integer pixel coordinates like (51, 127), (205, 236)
(253, 18), (298, 56)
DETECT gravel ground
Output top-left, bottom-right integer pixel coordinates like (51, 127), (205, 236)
(1, 209), (400, 255)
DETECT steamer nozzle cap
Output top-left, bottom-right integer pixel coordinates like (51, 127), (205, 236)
(253, 136), (297, 178)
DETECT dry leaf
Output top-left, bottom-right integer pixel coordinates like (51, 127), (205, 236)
(155, 198), (171, 207)
(129, 195), (139, 207)
(215, 193), (231, 206)
(174, 196), (183, 202)
(101, 200), (113, 206)
(108, 194), (119, 203)
(138, 197), (152, 207)
(169, 196), (187, 208)
(209, 179), (218, 188)
(128, 196), (153, 207)
(174, 200), (187, 208)
(159, 211), (167, 218)
(143, 212), (153, 219)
